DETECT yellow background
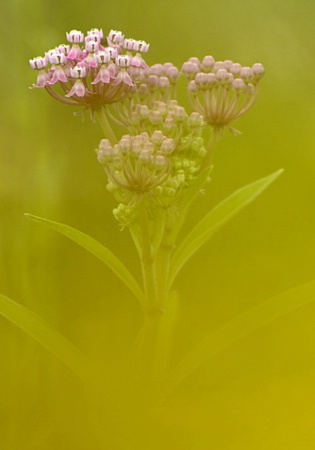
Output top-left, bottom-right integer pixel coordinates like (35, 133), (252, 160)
(1, 0), (315, 448)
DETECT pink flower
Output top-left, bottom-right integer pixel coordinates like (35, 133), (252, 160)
(48, 66), (67, 84)
(106, 47), (118, 60)
(131, 55), (148, 69)
(32, 70), (49, 88)
(66, 30), (84, 44)
(65, 80), (85, 98)
(58, 44), (71, 56)
(115, 55), (131, 68)
(87, 28), (104, 41)
(112, 70), (134, 87)
(29, 57), (49, 87)
(67, 45), (83, 61)
(122, 38), (136, 51)
(92, 67), (112, 84)
(69, 65), (87, 78)
(83, 41), (99, 68)
(29, 56), (47, 70)
(30, 27), (152, 107)
(107, 30), (124, 46)
(45, 50), (67, 65)
(137, 40), (150, 53)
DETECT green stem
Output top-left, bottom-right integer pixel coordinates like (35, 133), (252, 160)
(129, 291), (179, 390)
(138, 202), (157, 310)
(94, 107), (118, 145)
(201, 125), (224, 171)
(154, 244), (173, 310)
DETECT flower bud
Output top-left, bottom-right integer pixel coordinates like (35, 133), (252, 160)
(229, 63), (242, 76)
(240, 67), (253, 82)
(216, 68), (230, 83)
(159, 77), (170, 89)
(155, 155), (166, 167)
(182, 61), (199, 79)
(252, 63), (265, 80)
(202, 55), (215, 72)
(188, 80), (198, 93)
(150, 130), (164, 145)
(160, 138), (175, 153)
(232, 78), (246, 91)
(213, 61), (225, 72)
(146, 75), (159, 89)
(139, 150), (152, 162)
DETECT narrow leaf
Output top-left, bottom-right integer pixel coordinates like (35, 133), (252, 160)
(169, 169), (284, 285)
(166, 280), (315, 391)
(0, 293), (90, 380)
(25, 214), (145, 306)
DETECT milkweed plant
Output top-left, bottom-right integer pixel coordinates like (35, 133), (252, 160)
(7, 26), (311, 412)
(27, 27), (282, 383)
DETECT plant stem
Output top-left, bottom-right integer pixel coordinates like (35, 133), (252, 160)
(138, 202), (157, 310)
(201, 125), (224, 171)
(94, 107), (118, 145)
(128, 203), (179, 392)
(129, 291), (179, 391)
(154, 243), (172, 310)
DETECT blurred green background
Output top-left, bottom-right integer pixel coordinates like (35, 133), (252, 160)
(1, 0), (315, 448)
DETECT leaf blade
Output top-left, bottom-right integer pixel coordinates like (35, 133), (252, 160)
(166, 279), (315, 391)
(0, 293), (90, 380)
(169, 169), (284, 285)
(25, 214), (145, 306)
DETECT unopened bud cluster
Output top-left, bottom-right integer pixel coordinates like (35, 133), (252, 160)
(29, 28), (150, 109)
(114, 99), (204, 144)
(97, 132), (173, 196)
(96, 128), (206, 225)
(182, 56), (264, 128)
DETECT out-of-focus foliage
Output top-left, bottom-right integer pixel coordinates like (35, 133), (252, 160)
(1, 0), (315, 448)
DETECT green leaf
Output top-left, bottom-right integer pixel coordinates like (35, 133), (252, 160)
(169, 169), (284, 286)
(0, 293), (90, 380)
(166, 279), (315, 392)
(25, 214), (145, 307)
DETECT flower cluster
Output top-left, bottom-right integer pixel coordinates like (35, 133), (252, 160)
(29, 28), (150, 109)
(30, 27), (265, 226)
(96, 121), (206, 226)
(182, 56), (264, 128)
(97, 132), (174, 196)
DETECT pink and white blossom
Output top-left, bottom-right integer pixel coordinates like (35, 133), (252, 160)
(32, 70), (50, 88)
(65, 80), (86, 98)
(107, 30), (124, 46)
(30, 26), (151, 107)
(29, 56), (47, 70)
(66, 30), (84, 44)
(70, 66), (87, 78)
(45, 49), (67, 66)
(112, 70), (134, 87)
(92, 67), (112, 84)
(48, 66), (67, 84)
(115, 55), (131, 68)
